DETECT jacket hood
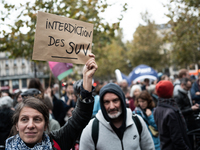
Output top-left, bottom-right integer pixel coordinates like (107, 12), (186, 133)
(99, 83), (127, 122)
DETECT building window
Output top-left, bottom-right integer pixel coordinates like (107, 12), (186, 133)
(22, 67), (26, 74)
(22, 58), (25, 65)
(12, 79), (19, 90)
(6, 68), (9, 75)
(14, 68), (18, 75)
(14, 59), (17, 66)
(22, 79), (27, 88)
(1, 80), (9, 86)
(5, 60), (9, 67)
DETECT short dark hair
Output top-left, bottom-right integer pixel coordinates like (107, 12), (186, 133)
(144, 78), (150, 82)
(28, 78), (44, 99)
(65, 82), (73, 88)
(43, 96), (53, 110)
(178, 69), (188, 78)
(180, 78), (191, 85)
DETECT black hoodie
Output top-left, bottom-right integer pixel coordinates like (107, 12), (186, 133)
(99, 83), (127, 139)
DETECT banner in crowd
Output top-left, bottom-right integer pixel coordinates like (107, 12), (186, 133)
(115, 64), (158, 85)
(33, 11), (94, 64)
(48, 62), (73, 81)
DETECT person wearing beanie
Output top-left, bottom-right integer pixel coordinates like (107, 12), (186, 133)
(154, 80), (192, 150)
(79, 83), (154, 150)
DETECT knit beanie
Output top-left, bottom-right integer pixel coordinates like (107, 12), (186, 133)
(156, 80), (174, 98)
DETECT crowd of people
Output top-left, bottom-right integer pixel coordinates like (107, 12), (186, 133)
(1, 59), (200, 150)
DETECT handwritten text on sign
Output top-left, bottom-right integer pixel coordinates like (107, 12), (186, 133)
(32, 11), (94, 64)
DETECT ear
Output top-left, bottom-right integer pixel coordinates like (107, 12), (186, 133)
(16, 124), (19, 131)
(44, 124), (47, 131)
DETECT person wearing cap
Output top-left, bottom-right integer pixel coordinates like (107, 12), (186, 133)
(79, 83), (154, 150)
(153, 80), (192, 150)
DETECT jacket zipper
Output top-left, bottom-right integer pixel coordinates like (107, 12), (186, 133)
(121, 140), (124, 150)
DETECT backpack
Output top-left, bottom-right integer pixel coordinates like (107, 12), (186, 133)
(91, 114), (142, 148)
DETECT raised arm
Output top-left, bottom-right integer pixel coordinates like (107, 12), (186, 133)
(50, 53), (98, 150)
(83, 53), (98, 92)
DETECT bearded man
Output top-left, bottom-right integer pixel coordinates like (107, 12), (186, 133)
(79, 83), (154, 150)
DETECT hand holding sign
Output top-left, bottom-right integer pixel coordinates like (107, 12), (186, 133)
(83, 53), (98, 92)
(33, 11), (94, 64)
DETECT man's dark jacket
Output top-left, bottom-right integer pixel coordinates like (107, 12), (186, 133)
(154, 102), (191, 150)
(191, 80), (200, 103)
(52, 95), (68, 127)
(174, 89), (198, 131)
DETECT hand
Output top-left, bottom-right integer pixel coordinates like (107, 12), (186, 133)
(83, 53), (98, 92)
(46, 87), (52, 98)
(146, 109), (152, 117)
(191, 103), (199, 110)
(195, 92), (200, 95)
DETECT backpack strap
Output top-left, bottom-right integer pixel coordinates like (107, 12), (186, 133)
(132, 114), (142, 140)
(92, 117), (99, 150)
(91, 114), (143, 148)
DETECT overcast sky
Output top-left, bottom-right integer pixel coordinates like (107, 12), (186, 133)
(100, 0), (170, 42)
(1, 0), (170, 42)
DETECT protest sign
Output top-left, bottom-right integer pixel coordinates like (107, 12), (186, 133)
(32, 11), (94, 64)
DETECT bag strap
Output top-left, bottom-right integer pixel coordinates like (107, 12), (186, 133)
(92, 117), (99, 149)
(92, 114), (143, 148)
(132, 114), (142, 140)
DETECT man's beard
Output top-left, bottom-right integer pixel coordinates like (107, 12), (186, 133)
(108, 107), (122, 119)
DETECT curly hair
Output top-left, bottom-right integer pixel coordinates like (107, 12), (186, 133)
(135, 90), (155, 109)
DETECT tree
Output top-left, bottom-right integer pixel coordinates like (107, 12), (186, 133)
(95, 29), (131, 79)
(126, 12), (166, 72)
(165, 0), (200, 68)
(0, 0), (127, 79)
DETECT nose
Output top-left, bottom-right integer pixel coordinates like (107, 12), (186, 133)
(27, 119), (35, 129)
(109, 101), (115, 109)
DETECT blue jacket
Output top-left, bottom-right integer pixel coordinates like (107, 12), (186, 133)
(92, 95), (101, 115)
(134, 107), (160, 150)
(190, 80), (200, 103)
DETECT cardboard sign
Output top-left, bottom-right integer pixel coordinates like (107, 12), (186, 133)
(32, 11), (94, 64)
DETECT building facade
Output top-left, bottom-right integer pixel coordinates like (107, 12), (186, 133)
(0, 52), (49, 93)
